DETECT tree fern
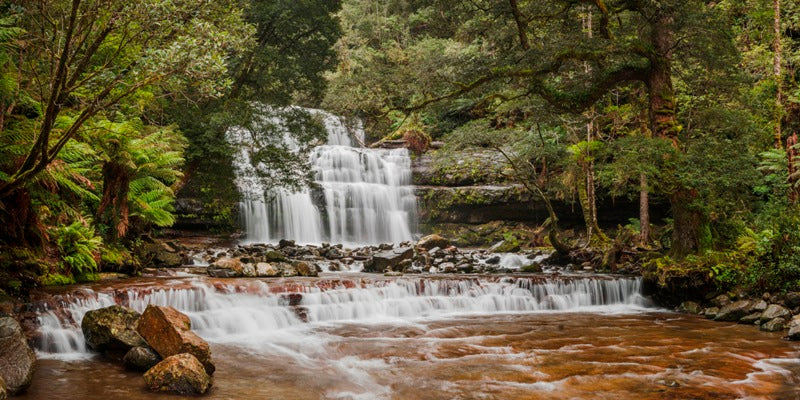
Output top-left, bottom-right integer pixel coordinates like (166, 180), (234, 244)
(52, 221), (102, 276)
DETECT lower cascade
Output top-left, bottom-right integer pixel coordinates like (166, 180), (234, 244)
(231, 108), (418, 246)
(34, 276), (649, 358)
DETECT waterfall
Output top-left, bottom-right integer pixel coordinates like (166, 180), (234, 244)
(34, 276), (651, 358)
(230, 108), (417, 246)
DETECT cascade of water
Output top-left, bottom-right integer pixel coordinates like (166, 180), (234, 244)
(35, 276), (651, 358)
(230, 108), (417, 246)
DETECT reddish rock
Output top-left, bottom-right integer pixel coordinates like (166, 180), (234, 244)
(143, 353), (211, 395)
(137, 305), (214, 375)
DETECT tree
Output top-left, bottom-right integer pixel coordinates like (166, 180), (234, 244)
(328, 0), (740, 257)
(169, 0), (343, 221)
(89, 119), (186, 240)
(0, 0), (252, 200)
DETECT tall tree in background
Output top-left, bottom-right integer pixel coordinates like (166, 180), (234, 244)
(170, 0), (343, 222)
(774, 0), (783, 148)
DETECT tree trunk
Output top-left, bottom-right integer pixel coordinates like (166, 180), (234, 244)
(639, 172), (650, 244)
(773, 0), (783, 148)
(0, 188), (43, 246)
(647, 13), (680, 144)
(647, 11), (707, 257)
(96, 162), (131, 241)
(668, 190), (709, 258)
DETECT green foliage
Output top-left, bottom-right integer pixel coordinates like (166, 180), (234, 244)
(40, 273), (76, 286)
(52, 221), (102, 276)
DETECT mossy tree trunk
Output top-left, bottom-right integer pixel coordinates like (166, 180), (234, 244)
(639, 172), (650, 244)
(96, 162), (131, 241)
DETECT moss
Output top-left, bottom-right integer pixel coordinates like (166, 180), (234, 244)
(423, 221), (538, 248)
(521, 264), (543, 273)
(41, 273), (76, 286)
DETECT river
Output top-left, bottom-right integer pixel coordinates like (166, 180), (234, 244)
(20, 274), (800, 399)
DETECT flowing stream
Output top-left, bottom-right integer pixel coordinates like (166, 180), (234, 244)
(231, 109), (417, 246)
(24, 274), (800, 399)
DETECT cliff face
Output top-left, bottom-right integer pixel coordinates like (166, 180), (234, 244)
(412, 150), (649, 247)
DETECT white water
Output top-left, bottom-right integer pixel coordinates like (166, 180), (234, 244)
(35, 276), (651, 359)
(231, 108), (417, 246)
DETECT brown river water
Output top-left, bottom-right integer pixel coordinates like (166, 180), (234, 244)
(18, 274), (800, 399)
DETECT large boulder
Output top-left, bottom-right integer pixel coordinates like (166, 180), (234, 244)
(123, 346), (162, 371)
(143, 354), (211, 395)
(365, 247), (414, 272)
(759, 304), (791, 323)
(714, 300), (753, 322)
(207, 257), (244, 278)
(0, 317), (36, 394)
(81, 305), (146, 353)
(137, 305), (214, 375)
(416, 234), (450, 250)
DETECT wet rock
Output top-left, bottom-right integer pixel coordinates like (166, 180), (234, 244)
(759, 304), (791, 323)
(416, 234), (450, 250)
(365, 247), (414, 272)
(264, 250), (287, 262)
(703, 307), (719, 319)
(137, 305), (214, 375)
(378, 243), (394, 251)
(439, 262), (456, 273)
(785, 292), (800, 309)
(207, 267), (239, 278)
(711, 294), (731, 308)
(485, 255), (501, 265)
(324, 247), (343, 259)
(143, 353), (211, 395)
(489, 240), (520, 253)
(788, 316), (800, 340)
(760, 318), (787, 332)
(207, 257), (243, 278)
(241, 263), (256, 277)
(679, 301), (703, 314)
(123, 346), (162, 371)
(255, 262), (280, 277)
(457, 262), (475, 273)
(384, 271), (403, 277)
(0, 317), (35, 395)
(293, 261), (318, 277)
(280, 263), (298, 277)
(740, 312), (761, 324)
(278, 239), (295, 249)
(714, 300), (753, 322)
(751, 300), (768, 313)
(281, 293), (303, 307)
(81, 305), (146, 353)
